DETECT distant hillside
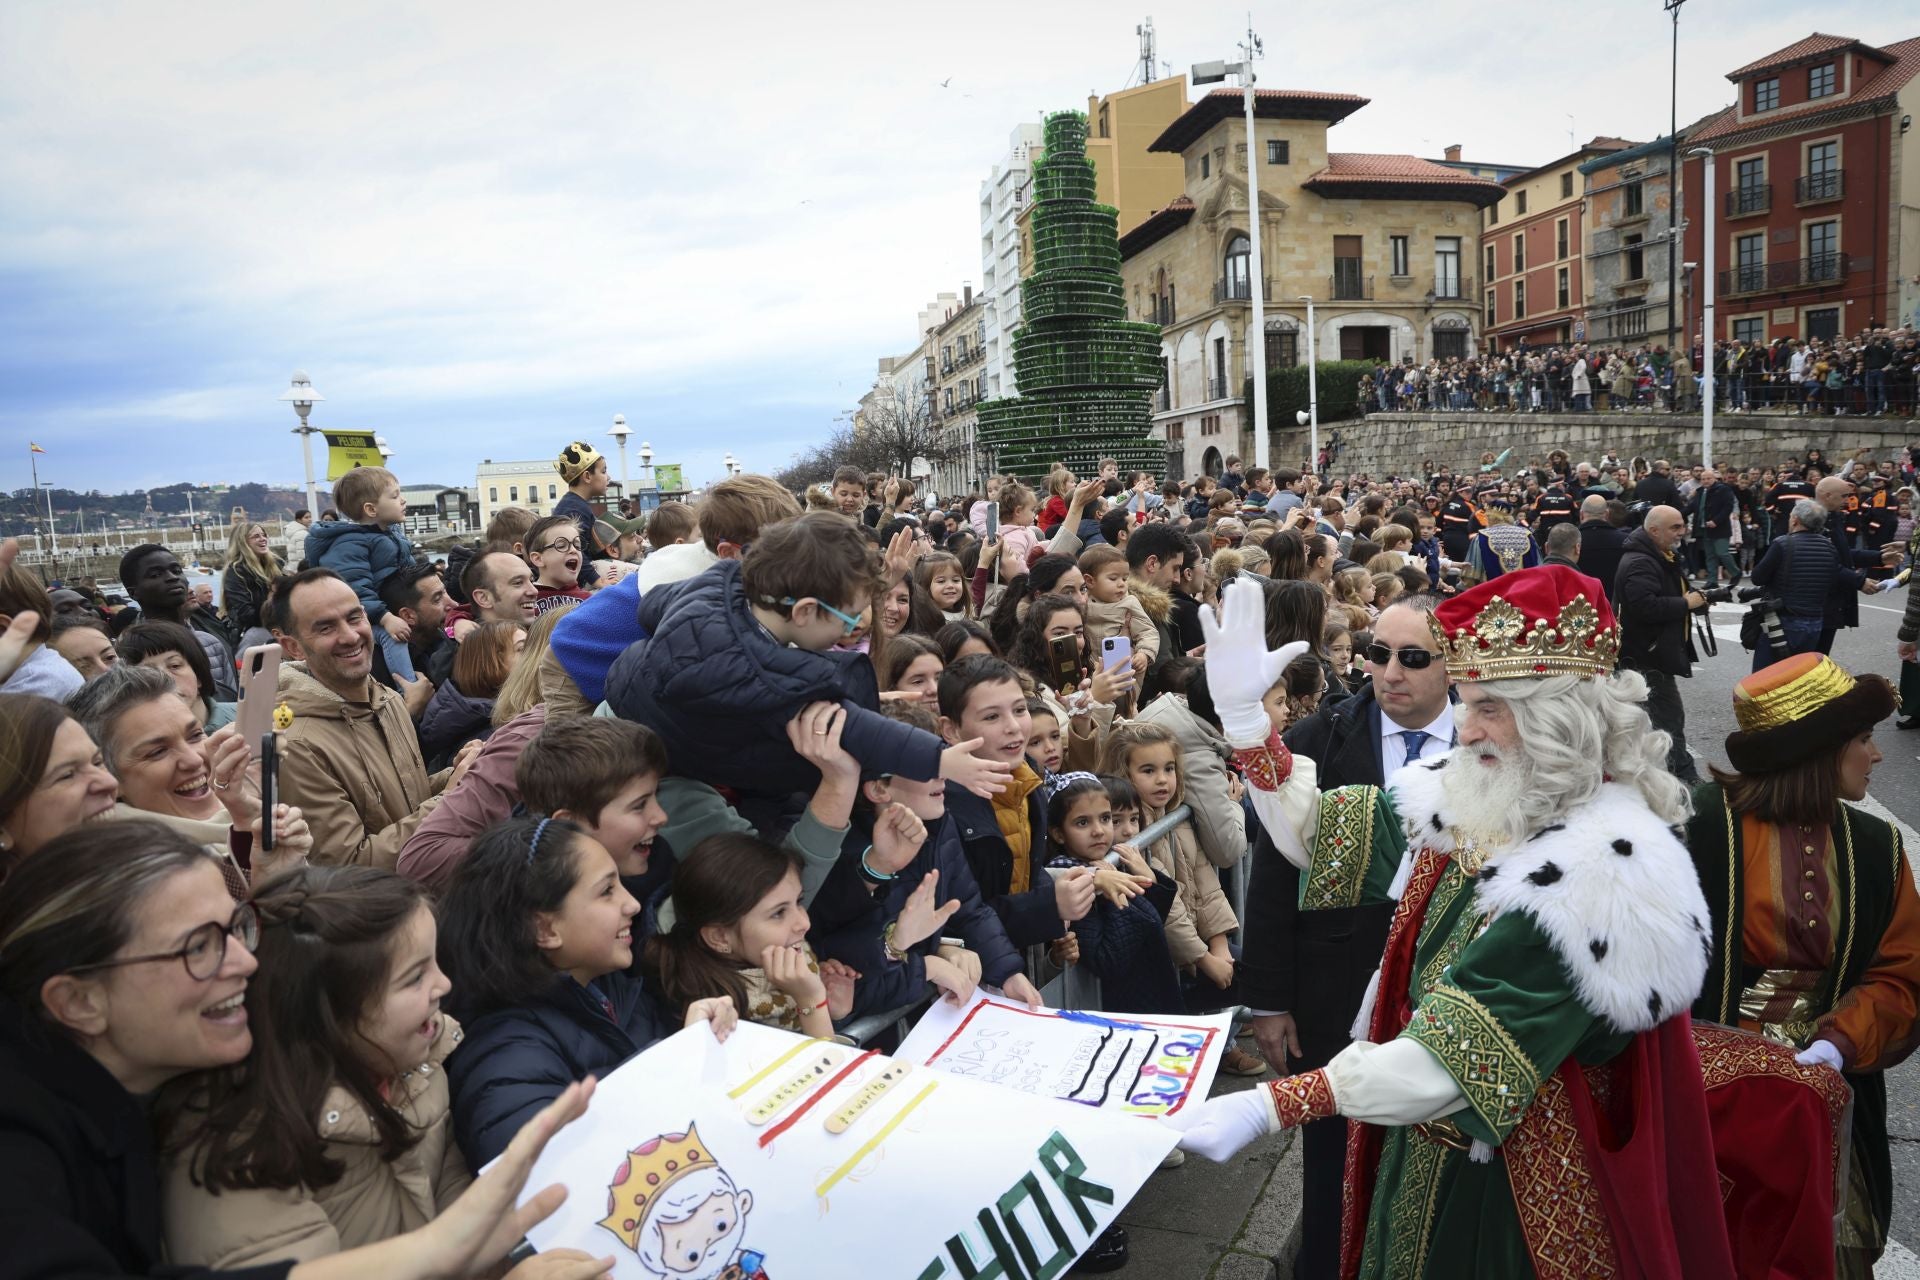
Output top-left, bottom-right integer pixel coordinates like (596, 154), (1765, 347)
(1, 481), (332, 538)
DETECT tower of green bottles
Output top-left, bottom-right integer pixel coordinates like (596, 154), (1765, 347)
(975, 109), (1164, 479)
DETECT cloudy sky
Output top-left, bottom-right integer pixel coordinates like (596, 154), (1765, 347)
(0, 0), (1898, 495)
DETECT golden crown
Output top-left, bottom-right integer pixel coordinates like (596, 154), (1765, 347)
(598, 1124), (717, 1250)
(1428, 591), (1619, 682)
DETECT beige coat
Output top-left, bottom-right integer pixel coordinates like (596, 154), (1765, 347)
(162, 1016), (471, 1266)
(1139, 801), (1237, 969)
(275, 664), (449, 869)
(1083, 595), (1161, 664)
(1134, 694), (1247, 871)
(103, 803), (250, 898)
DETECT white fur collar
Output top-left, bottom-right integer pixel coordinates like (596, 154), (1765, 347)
(1388, 760), (1712, 1036)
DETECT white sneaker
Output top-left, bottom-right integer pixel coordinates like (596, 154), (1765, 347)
(1159, 1147), (1187, 1169)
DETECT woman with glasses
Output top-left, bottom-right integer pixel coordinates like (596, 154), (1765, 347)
(0, 821), (609, 1280)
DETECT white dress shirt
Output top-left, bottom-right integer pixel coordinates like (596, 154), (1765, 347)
(1380, 703), (1456, 778)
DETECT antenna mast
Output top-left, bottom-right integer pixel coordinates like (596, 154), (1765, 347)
(1136, 18), (1156, 85)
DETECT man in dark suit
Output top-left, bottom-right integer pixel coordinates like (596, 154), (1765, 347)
(1239, 595), (1454, 1279)
(1575, 495), (1630, 602)
(1814, 475), (1888, 652)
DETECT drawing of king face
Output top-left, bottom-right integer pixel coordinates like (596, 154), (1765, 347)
(600, 1124), (761, 1280)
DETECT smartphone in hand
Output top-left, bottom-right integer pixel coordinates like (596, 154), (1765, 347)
(1047, 634), (1082, 697)
(258, 734), (279, 852)
(234, 645), (281, 757)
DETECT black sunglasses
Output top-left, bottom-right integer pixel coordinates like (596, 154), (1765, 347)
(1365, 643), (1439, 671)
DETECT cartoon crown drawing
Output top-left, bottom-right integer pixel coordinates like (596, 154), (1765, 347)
(598, 1124), (717, 1251)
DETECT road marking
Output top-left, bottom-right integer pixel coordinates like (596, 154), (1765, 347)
(1884, 1238), (1920, 1280)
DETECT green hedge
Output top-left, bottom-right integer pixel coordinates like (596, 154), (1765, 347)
(1245, 360), (1375, 430)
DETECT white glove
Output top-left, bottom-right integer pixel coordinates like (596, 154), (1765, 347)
(1794, 1039), (1844, 1072)
(1161, 1089), (1278, 1163)
(1197, 578), (1309, 746)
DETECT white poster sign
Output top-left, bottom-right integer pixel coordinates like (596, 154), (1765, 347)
(894, 992), (1233, 1118)
(507, 1021), (1177, 1279)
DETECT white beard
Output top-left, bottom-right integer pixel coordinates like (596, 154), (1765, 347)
(1436, 743), (1532, 848)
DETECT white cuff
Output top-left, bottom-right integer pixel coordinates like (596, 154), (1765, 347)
(1323, 1038), (1470, 1127)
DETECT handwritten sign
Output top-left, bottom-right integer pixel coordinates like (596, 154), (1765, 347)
(502, 1021), (1177, 1279)
(896, 992), (1232, 1117)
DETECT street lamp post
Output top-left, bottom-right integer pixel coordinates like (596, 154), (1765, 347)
(1192, 26), (1270, 470)
(638, 441), (656, 514)
(1664, 0), (1686, 356)
(723, 452), (741, 479)
(608, 414), (632, 511)
(278, 371), (325, 516)
(1690, 145), (1717, 468)
(1300, 296), (1318, 471)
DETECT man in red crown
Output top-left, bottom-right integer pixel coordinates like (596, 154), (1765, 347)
(1168, 567), (1841, 1278)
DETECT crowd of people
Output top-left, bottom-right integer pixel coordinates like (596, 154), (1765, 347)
(1357, 325), (1920, 420)
(0, 431), (1914, 1279)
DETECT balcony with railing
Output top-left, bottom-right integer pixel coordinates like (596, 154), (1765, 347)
(1154, 386), (1170, 412)
(1725, 184), (1770, 218)
(1206, 373), (1229, 401)
(1433, 274), (1472, 302)
(1331, 263), (1372, 300)
(1212, 275), (1271, 305)
(954, 344), (985, 369)
(1796, 171), (1843, 203)
(1145, 296), (1176, 326)
(1718, 253), (1850, 296)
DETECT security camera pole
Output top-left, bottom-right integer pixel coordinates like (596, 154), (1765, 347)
(1192, 23), (1268, 469)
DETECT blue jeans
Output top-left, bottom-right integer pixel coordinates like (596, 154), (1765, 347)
(1867, 368), (1887, 412)
(1754, 614), (1823, 671)
(377, 628), (416, 680)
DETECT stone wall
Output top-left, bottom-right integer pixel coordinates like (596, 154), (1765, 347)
(1274, 411), (1919, 480)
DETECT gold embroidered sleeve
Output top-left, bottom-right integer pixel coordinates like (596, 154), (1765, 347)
(1300, 785), (1402, 911)
(1403, 984), (1541, 1142)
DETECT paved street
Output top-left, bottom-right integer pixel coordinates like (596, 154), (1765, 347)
(1118, 587), (1920, 1278)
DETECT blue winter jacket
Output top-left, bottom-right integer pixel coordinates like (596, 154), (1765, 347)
(810, 811), (1024, 1020)
(603, 560), (944, 795)
(446, 969), (670, 1168)
(944, 775), (1060, 950)
(305, 520), (415, 621)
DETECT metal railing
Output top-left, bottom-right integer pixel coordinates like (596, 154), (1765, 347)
(1154, 386), (1170, 412)
(1719, 252), (1849, 295)
(1725, 184), (1770, 217)
(1331, 265), (1372, 300)
(1145, 296), (1176, 325)
(1433, 275), (1469, 301)
(1212, 274), (1270, 304)
(1796, 171), (1843, 203)
(1207, 374), (1229, 400)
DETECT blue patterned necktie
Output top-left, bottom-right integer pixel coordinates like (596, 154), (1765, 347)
(1399, 730), (1430, 762)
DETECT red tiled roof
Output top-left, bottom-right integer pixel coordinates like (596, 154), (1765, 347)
(1148, 88), (1371, 154)
(1302, 154), (1505, 207)
(1692, 34), (1920, 143)
(1117, 196), (1196, 260)
(1726, 32), (1878, 80)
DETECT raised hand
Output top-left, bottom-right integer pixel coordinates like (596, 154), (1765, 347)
(940, 739), (1014, 798)
(870, 801), (928, 875)
(1198, 579), (1310, 745)
(820, 959), (860, 1020)
(893, 869), (962, 952)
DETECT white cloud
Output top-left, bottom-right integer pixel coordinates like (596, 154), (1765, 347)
(0, 0), (1903, 488)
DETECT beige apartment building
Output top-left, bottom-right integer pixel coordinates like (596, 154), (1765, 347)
(1119, 88), (1503, 479)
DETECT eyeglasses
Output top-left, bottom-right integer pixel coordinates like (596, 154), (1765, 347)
(782, 596), (865, 636)
(537, 538), (583, 554)
(67, 904), (260, 982)
(1365, 643), (1439, 671)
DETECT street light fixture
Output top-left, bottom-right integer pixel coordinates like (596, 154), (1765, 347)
(607, 414), (633, 508)
(375, 435), (393, 463)
(1193, 27), (1271, 470)
(277, 370), (325, 516)
(723, 452), (740, 478)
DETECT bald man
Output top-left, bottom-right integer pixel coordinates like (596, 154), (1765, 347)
(1814, 475), (1885, 652)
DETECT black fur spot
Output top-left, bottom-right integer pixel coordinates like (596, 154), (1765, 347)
(1424, 758), (1447, 772)
(1589, 938), (1608, 961)
(1528, 823), (1566, 843)
(1648, 992), (1663, 1020)
(1691, 914), (1704, 935)
(1430, 814), (1445, 832)
(1611, 838), (1633, 856)
(1478, 865), (1499, 881)
(1526, 862), (1564, 887)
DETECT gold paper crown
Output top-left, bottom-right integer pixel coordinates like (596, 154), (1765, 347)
(1429, 592), (1619, 682)
(1732, 652), (1855, 732)
(598, 1124), (717, 1250)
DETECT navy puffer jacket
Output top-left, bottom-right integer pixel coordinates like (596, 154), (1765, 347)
(603, 560), (943, 794)
(416, 677), (496, 771)
(446, 971), (669, 1169)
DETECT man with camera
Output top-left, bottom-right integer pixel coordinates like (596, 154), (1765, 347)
(1615, 505), (1701, 782)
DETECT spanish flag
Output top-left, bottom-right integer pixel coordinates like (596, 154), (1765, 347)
(29, 442), (45, 453)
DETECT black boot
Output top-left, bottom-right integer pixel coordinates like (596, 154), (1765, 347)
(1072, 1225), (1130, 1273)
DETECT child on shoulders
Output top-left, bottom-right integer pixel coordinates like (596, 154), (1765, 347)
(305, 465), (419, 678)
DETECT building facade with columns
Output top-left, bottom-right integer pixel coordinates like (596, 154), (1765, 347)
(1118, 88), (1502, 481)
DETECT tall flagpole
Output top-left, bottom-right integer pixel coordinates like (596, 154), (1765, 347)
(30, 445), (58, 555)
